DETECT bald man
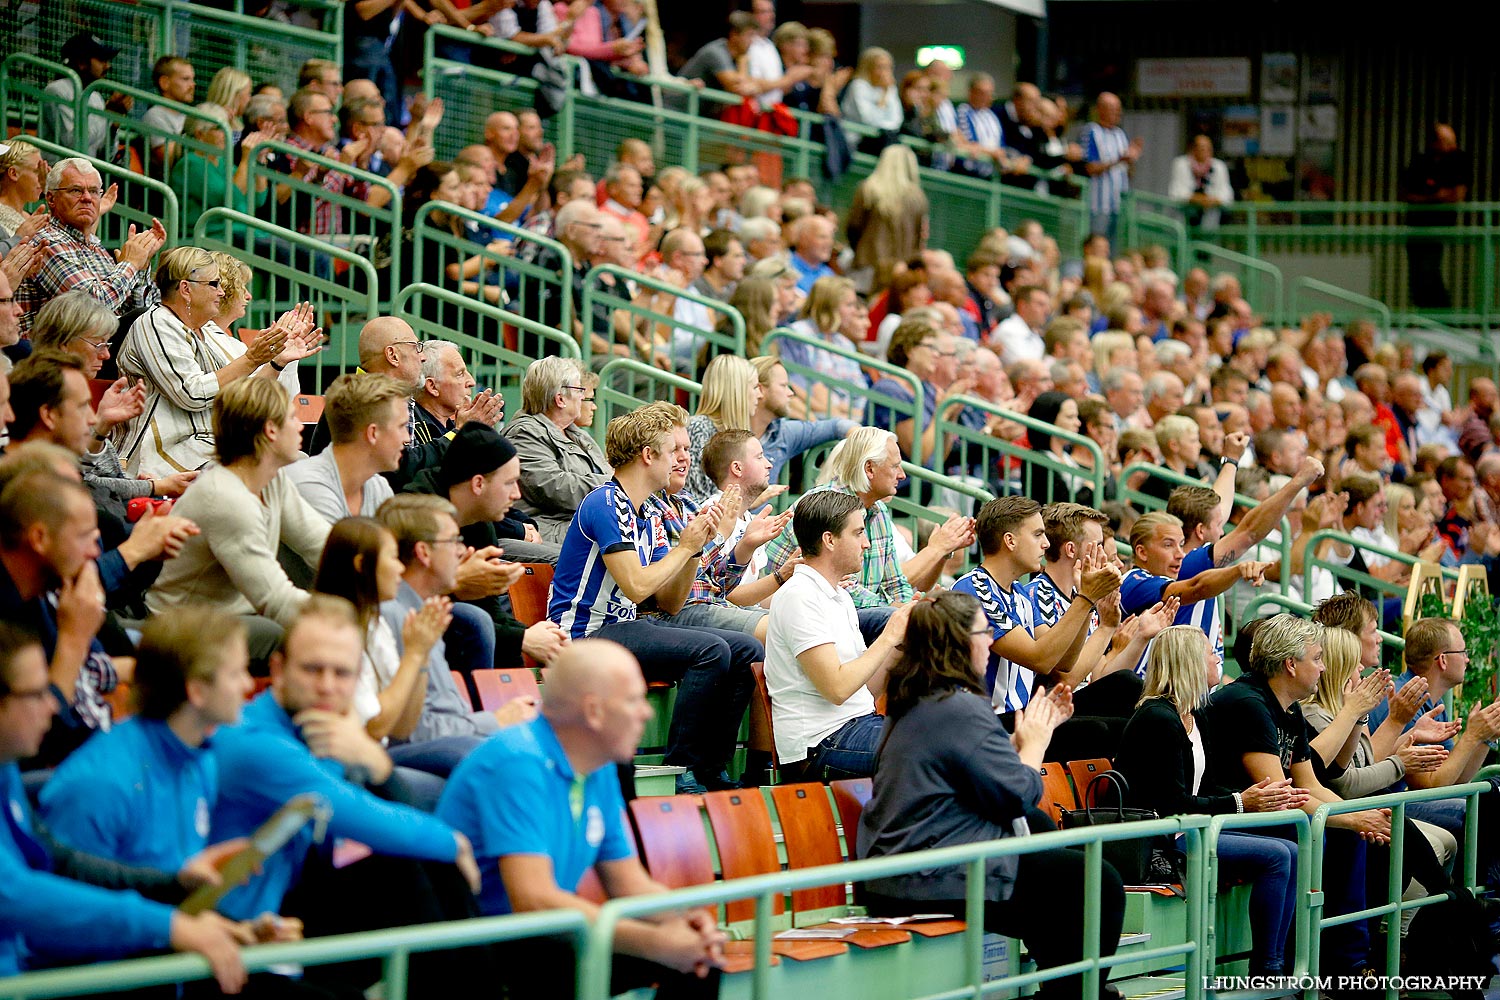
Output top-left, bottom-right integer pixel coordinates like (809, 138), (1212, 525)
(484, 111), (530, 197)
(1082, 91), (1142, 249)
(438, 641), (725, 999)
(306, 317), (503, 490)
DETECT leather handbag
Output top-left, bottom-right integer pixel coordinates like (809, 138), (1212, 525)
(1059, 770), (1181, 885)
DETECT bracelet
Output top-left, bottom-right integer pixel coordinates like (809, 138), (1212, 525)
(773, 567), (786, 586)
(1232, 791), (1244, 814)
(269, 360), (286, 372)
(1077, 593), (1097, 609)
(1221, 456), (1238, 468)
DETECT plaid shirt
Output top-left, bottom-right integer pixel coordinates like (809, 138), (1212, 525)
(646, 489), (745, 613)
(761, 481), (913, 608)
(281, 132), (371, 237)
(16, 218), (161, 335)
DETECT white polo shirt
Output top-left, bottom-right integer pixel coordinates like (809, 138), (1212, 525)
(764, 564), (874, 764)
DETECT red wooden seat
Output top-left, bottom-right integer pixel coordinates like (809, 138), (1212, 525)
(471, 668), (539, 711)
(294, 394), (324, 425)
(828, 777), (871, 861)
(451, 670), (474, 710)
(702, 790), (848, 961)
(508, 563), (553, 627)
(1068, 758), (1114, 807)
(1037, 762), (1077, 825)
(747, 660), (777, 768)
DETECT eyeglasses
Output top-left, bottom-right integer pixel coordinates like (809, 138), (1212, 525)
(1443, 648), (1469, 657)
(53, 185), (103, 198)
(581, 394), (596, 404)
(391, 341), (427, 354)
(184, 278), (221, 288)
(422, 536), (466, 548)
(305, 107), (336, 118)
(970, 628), (992, 636)
(599, 235), (628, 243)
(562, 385), (588, 392)
(76, 336), (110, 355)
(0, 297), (12, 305)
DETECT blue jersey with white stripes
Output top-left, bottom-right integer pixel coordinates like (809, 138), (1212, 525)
(1084, 122), (1132, 213)
(548, 480), (669, 639)
(953, 565), (1036, 712)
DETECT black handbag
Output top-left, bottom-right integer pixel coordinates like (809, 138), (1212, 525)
(1059, 770), (1182, 885)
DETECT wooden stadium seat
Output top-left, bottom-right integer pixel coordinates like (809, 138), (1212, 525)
(702, 790), (848, 961)
(451, 671), (474, 710)
(628, 795), (789, 971)
(294, 394), (324, 425)
(89, 379), (114, 410)
(829, 778), (872, 861)
(1037, 762), (1077, 824)
(747, 660), (777, 768)
(472, 668), (539, 711)
(508, 563), (553, 627)
(106, 681), (134, 722)
(1068, 759), (1114, 807)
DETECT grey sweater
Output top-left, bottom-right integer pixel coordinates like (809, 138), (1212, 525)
(1301, 703), (1405, 798)
(858, 689), (1042, 903)
(505, 412), (610, 544)
(383, 581), (499, 743)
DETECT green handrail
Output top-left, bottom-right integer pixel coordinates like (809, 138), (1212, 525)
(1300, 529), (1456, 605)
(1290, 276), (1393, 331)
(1128, 210), (1189, 274)
(154, 0), (343, 92)
(761, 326), (927, 466)
(580, 814), (1210, 1000)
(935, 394), (1108, 506)
(1240, 591), (1405, 658)
(890, 462), (993, 574)
(0, 909), (589, 1000)
(1189, 241), (1285, 325)
(245, 139), (400, 309)
(394, 282), (579, 416)
(1204, 811), (1313, 977)
(1308, 781), (1489, 999)
(591, 359), (701, 451)
(1393, 312), (1500, 390)
(410, 200), (574, 334)
(79, 80), (235, 241)
(0, 54), (82, 143)
(581, 263), (745, 371)
(22, 135), (180, 249)
(193, 207), (377, 380)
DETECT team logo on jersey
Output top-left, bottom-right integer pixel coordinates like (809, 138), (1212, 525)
(585, 805), (605, 848)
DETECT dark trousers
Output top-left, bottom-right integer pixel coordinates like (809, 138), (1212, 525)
(866, 831), (1125, 1000)
(593, 618), (760, 775)
(1407, 238), (1451, 309)
(497, 935), (720, 1000)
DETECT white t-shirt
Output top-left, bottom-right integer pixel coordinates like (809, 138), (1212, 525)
(989, 314), (1044, 365)
(764, 565), (874, 764)
(746, 35), (784, 109)
(354, 617), (402, 744)
(1187, 721), (1206, 795)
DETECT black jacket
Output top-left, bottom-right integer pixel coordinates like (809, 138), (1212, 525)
(1114, 696), (1239, 817)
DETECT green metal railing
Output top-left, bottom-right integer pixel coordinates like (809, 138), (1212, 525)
(245, 139), (399, 310)
(1124, 210), (1189, 274)
(1189, 242), (1285, 325)
(0, 908), (588, 1000)
(1204, 811), (1312, 974)
(1290, 276), (1393, 332)
(591, 359), (700, 450)
(23, 134), (179, 250)
(891, 463), (993, 570)
(581, 815), (1209, 1000)
(422, 29), (575, 164)
(935, 394), (1108, 506)
(1239, 592), (1405, 666)
(410, 200), (573, 340)
(1307, 782), (1488, 1000)
(78, 80), (234, 241)
(395, 283), (580, 418)
(0, 54), (80, 138)
(581, 264), (745, 374)
(1300, 529), (1456, 607)
(1393, 313), (1500, 391)
(762, 326), (925, 465)
(194, 207), (377, 385)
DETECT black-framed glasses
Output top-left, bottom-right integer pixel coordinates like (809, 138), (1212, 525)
(1443, 648), (1469, 656)
(562, 385), (588, 392)
(581, 394), (597, 404)
(0, 297), (13, 305)
(422, 536), (466, 548)
(0, 684), (52, 704)
(184, 278), (221, 288)
(391, 340), (427, 354)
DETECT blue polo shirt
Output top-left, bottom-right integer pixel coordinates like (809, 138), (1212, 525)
(789, 251), (836, 294)
(437, 715), (634, 916)
(40, 718), (215, 873)
(952, 565), (1036, 712)
(548, 479), (669, 638)
(211, 691), (460, 919)
(0, 763), (172, 977)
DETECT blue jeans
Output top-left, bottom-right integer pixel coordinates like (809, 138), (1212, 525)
(390, 735), (487, 780)
(1216, 831), (1297, 974)
(857, 606), (897, 646)
(444, 602), (497, 674)
(346, 35), (400, 120)
(593, 617), (760, 775)
(802, 713), (885, 781)
(657, 602), (766, 635)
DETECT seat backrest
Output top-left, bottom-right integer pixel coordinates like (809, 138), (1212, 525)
(294, 394), (325, 425)
(451, 671), (474, 710)
(628, 795), (717, 890)
(703, 789), (785, 921)
(748, 660), (777, 768)
(828, 777), (873, 860)
(768, 784), (845, 913)
(508, 563), (555, 627)
(472, 668), (540, 711)
(1037, 762), (1077, 824)
(1068, 758), (1114, 807)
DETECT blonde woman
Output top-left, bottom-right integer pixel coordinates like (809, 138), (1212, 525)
(845, 144), (929, 293)
(204, 67), (253, 145)
(841, 47), (902, 133)
(1300, 626), (1461, 933)
(203, 252), (310, 400)
(1385, 483), (1446, 562)
(684, 355), (763, 501)
(1116, 625), (1303, 976)
(781, 275), (868, 420)
(118, 247), (321, 476)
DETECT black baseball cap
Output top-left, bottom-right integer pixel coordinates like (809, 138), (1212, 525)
(61, 32), (120, 64)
